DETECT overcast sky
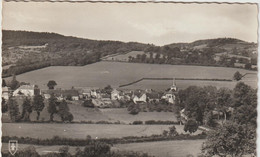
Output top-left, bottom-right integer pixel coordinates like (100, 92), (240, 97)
(2, 2), (258, 45)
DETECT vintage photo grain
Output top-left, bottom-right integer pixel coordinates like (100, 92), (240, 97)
(1, 1), (258, 157)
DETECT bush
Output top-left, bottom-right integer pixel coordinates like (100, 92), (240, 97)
(132, 121), (143, 125)
(144, 120), (179, 125)
(82, 99), (94, 108)
(184, 119), (198, 134)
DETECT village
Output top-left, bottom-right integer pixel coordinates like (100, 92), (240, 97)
(2, 77), (178, 111)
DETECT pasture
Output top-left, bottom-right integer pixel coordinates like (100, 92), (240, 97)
(112, 139), (205, 157)
(2, 123), (201, 139)
(2, 140), (205, 156)
(6, 62), (257, 90)
(2, 102), (177, 123)
(2, 139), (205, 156)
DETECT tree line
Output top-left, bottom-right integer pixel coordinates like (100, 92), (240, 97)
(173, 82), (256, 156)
(3, 93), (74, 123)
(2, 30), (148, 77)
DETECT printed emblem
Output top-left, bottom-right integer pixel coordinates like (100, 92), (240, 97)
(9, 140), (18, 155)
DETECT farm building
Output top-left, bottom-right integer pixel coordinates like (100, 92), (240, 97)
(41, 89), (63, 100)
(41, 89), (79, 100)
(13, 85), (39, 97)
(146, 92), (163, 103)
(111, 89), (125, 100)
(2, 86), (11, 100)
(62, 89), (80, 100)
(133, 90), (147, 104)
(161, 91), (176, 104)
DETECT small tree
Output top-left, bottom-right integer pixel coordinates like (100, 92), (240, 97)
(184, 119), (198, 134)
(233, 71), (242, 81)
(59, 146), (71, 157)
(21, 97), (32, 121)
(10, 74), (20, 90)
(104, 85), (113, 95)
(58, 100), (74, 122)
(8, 97), (20, 122)
(2, 98), (8, 113)
(47, 80), (57, 89)
(48, 94), (57, 122)
(168, 126), (178, 136)
(33, 94), (45, 121)
(82, 99), (94, 108)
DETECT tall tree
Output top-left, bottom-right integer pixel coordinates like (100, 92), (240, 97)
(202, 83), (257, 156)
(58, 100), (73, 122)
(202, 122), (256, 156)
(21, 97), (32, 121)
(233, 82), (252, 108)
(33, 94), (45, 121)
(8, 97), (20, 122)
(10, 74), (19, 90)
(2, 79), (7, 87)
(48, 94), (57, 122)
(47, 80), (57, 89)
(2, 98), (8, 113)
(216, 88), (232, 123)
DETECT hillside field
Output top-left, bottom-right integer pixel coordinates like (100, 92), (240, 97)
(6, 62), (257, 90)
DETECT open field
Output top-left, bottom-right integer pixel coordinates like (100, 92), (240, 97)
(6, 62), (257, 90)
(113, 140), (205, 157)
(2, 102), (177, 123)
(2, 140), (205, 156)
(2, 123), (201, 139)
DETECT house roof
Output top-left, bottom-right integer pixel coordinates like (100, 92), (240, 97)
(2, 86), (10, 92)
(42, 89), (62, 96)
(17, 85), (35, 90)
(147, 92), (163, 99)
(62, 90), (79, 97)
(133, 90), (146, 98)
(100, 93), (110, 98)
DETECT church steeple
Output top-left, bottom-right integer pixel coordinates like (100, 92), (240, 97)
(170, 78), (177, 91)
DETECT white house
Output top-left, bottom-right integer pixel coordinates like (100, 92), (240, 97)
(2, 86), (10, 100)
(13, 85), (36, 97)
(161, 91), (176, 104)
(133, 90), (147, 104)
(111, 89), (120, 100)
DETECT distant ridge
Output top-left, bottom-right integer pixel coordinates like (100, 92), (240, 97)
(2, 30), (257, 77)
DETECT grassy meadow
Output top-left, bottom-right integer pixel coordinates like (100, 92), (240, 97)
(2, 123), (201, 139)
(112, 140), (205, 157)
(2, 140), (205, 156)
(6, 62), (257, 90)
(2, 100), (177, 123)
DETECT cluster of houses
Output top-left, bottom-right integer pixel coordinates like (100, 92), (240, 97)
(2, 80), (178, 108)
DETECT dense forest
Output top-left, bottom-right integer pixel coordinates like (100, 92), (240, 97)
(2, 30), (149, 77)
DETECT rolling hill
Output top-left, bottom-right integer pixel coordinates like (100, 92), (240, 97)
(2, 30), (257, 78)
